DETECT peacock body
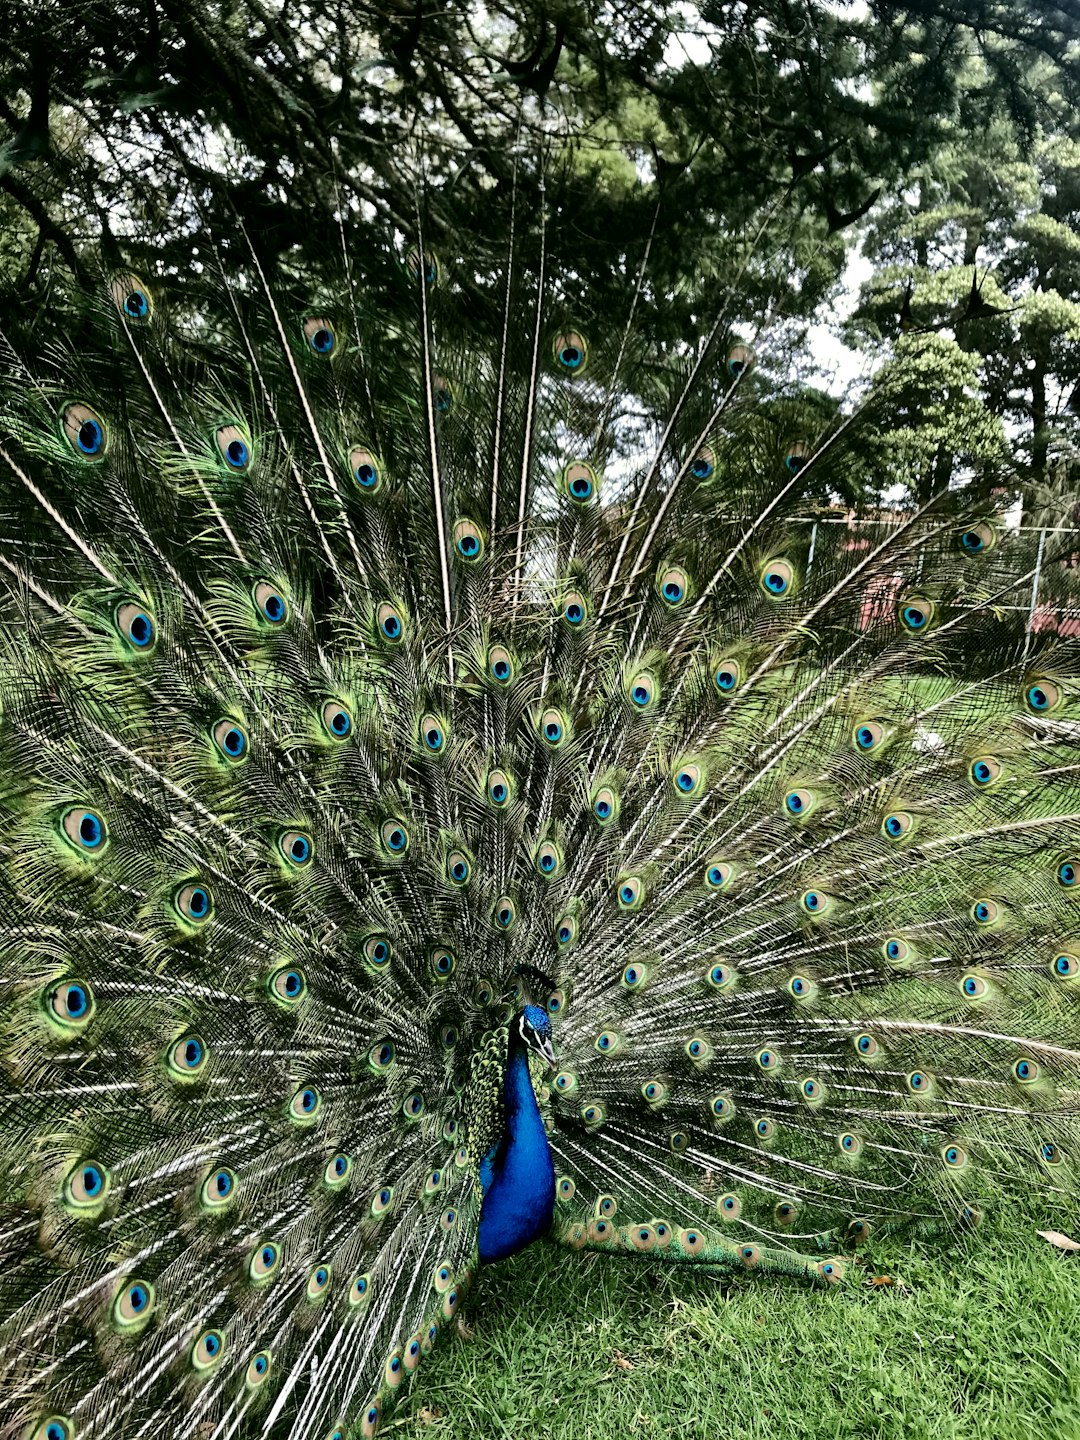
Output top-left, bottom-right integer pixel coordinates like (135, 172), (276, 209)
(1, 209), (1079, 1440)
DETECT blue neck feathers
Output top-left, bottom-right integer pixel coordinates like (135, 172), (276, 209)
(477, 1027), (555, 1264)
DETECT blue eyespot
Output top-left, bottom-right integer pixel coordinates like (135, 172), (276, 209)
(1059, 862), (1077, 887)
(764, 570), (788, 594)
(676, 770), (695, 793)
(227, 438), (248, 468)
(122, 288), (149, 319)
(960, 529), (983, 552)
(690, 454), (713, 479)
(565, 599), (585, 625)
(311, 327), (333, 354)
(714, 667), (736, 692)
(903, 605), (926, 629)
(378, 607), (402, 640)
(213, 1169), (232, 1197)
(76, 417), (104, 454)
(544, 717), (562, 742)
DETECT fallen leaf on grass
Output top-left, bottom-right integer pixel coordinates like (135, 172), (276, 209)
(417, 1407), (444, 1425)
(612, 1349), (635, 1371)
(1037, 1229), (1080, 1253)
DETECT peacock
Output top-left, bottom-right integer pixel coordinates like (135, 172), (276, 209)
(1, 183), (1079, 1440)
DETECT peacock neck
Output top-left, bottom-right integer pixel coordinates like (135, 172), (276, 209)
(476, 1026), (555, 1264)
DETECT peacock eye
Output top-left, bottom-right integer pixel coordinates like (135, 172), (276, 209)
(535, 841), (563, 878)
(493, 895), (516, 930)
(60, 806), (108, 855)
(959, 521), (995, 554)
(212, 717), (250, 761)
(349, 1273), (372, 1307)
(539, 707), (568, 747)
(556, 913), (579, 949)
(376, 602), (404, 643)
(349, 445), (382, 492)
(306, 1263), (332, 1299)
(112, 1278), (156, 1332)
(453, 518), (485, 561)
(592, 786), (618, 823)
(167, 1033), (209, 1078)
(627, 669), (658, 710)
(760, 558), (794, 597)
(1013, 1057), (1040, 1085)
(713, 657), (740, 694)
(46, 978), (94, 1029)
(553, 330), (588, 374)
(287, 1085), (321, 1123)
(111, 273), (152, 321)
(269, 965), (307, 1005)
(728, 343), (755, 378)
(430, 947), (457, 982)
(784, 440), (810, 473)
(853, 719), (887, 753)
(838, 1132), (863, 1156)
(969, 755), (1002, 788)
(487, 768), (512, 806)
(616, 875), (644, 911)
(718, 1191), (742, 1217)
(369, 1039), (395, 1070)
(707, 962), (736, 991)
(380, 818), (409, 856)
(799, 888), (832, 917)
(621, 960), (647, 989)
(217, 423), (251, 471)
(563, 461), (597, 502)
(34, 1418), (75, 1440)
(303, 316), (336, 355)
(563, 591), (588, 626)
(672, 760), (704, 796)
(658, 565), (689, 607)
(402, 1091), (425, 1120)
(362, 933), (392, 970)
(192, 1328), (225, 1370)
(325, 1152), (352, 1187)
(882, 810), (914, 841)
(899, 595), (935, 633)
(960, 972), (990, 999)
(704, 860), (734, 891)
(278, 829), (314, 867)
(249, 1238), (280, 1284)
(253, 581), (288, 625)
(445, 849), (471, 885)
(854, 1032), (879, 1058)
(755, 1048), (780, 1073)
(970, 899), (1000, 927)
(246, 1350), (273, 1388)
(688, 446), (715, 482)
(489, 645), (515, 683)
(1025, 679), (1062, 713)
(371, 1185), (395, 1217)
(115, 601), (156, 651)
(406, 246), (440, 285)
(431, 374), (454, 414)
(63, 1159), (110, 1212)
(321, 699), (353, 739)
(62, 403), (107, 459)
(884, 936), (911, 964)
(420, 713), (446, 753)
(200, 1166), (236, 1210)
(174, 882), (213, 925)
(1053, 950), (1080, 980)
(784, 787), (815, 818)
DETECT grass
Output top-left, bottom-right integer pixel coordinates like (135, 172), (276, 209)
(395, 1200), (1080, 1440)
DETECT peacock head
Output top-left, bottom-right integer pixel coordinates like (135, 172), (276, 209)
(517, 1004), (557, 1069)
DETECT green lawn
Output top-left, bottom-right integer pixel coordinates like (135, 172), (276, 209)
(397, 1200), (1080, 1440)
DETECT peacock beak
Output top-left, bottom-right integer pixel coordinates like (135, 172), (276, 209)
(538, 1037), (557, 1070)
